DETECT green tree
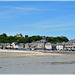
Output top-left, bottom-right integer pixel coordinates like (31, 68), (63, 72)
(25, 35), (28, 38)
(1, 33), (7, 37)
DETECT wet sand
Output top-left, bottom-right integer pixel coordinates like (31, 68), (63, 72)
(0, 49), (75, 74)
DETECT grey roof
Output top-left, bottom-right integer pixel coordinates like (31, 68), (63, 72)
(65, 42), (73, 45)
(12, 42), (17, 44)
(64, 39), (75, 45)
(40, 39), (46, 42)
(45, 42), (52, 45)
(0, 43), (4, 46)
(70, 39), (75, 43)
(0, 43), (11, 46)
(4, 43), (11, 46)
(29, 43), (35, 45)
(36, 39), (46, 43)
(57, 43), (63, 45)
(45, 42), (56, 46)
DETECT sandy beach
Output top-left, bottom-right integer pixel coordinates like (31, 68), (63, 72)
(0, 49), (75, 59)
(0, 49), (75, 74)
(0, 49), (64, 58)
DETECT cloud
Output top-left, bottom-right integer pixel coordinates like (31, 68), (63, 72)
(0, 0), (75, 1)
(42, 24), (64, 28)
(0, 6), (64, 12)
(0, 6), (37, 11)
(13, 20), (75, 30)
(0, 10), (17, 19)
(52, 28), (75, 32)
(0, 11), (13, 16)
(42, 23), (75, 28)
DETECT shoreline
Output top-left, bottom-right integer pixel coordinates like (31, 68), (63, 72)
(0, 49), (75, 58)
(0, 49), (63, 58)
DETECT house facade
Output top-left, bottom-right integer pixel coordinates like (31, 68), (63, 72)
(35, 39), (46, 49)
(45, 42), (52, 49)
(45, 42), (56, 50)
(18, 43), (25, 48)
(4, 43), (12, 49)
(0, 43), (4, 49)
(25, 43), (30, 48)
(64, 39), (75, 50)
(56, 43), (64, 50)
(11, 42), (19, 48)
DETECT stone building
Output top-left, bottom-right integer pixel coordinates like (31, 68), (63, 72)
(45, 42), (56, 50)
(15, 34), (23, 37)
(35, 39), (46, 49)
(64, 39), (75, 50)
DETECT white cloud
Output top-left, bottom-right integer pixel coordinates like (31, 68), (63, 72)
(0, 0), (75, 1)
(42, 23), (75, 28)
(0, 11), (13, 15)
(0, 6), (64, 12)
(52, 28), (75, 32)
(0, 6), (37, 11)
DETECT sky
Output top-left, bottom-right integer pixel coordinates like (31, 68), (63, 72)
(0, 1), (75, 40)
(0, 0), (75, 1)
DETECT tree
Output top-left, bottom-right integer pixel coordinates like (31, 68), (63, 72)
(1, 33), (7, 37)
(0, 33), (69, 43)
(25, 35), (28, 38)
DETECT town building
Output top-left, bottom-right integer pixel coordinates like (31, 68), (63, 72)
(45, 42), (56, 50)
(25, 43), (30, 48)
(4, 43), (12, 49)
(15, 34), (23, 37)
(18, 43), (25, 48)
(56, 43), (65, 50)
(11, 42), (19, 48)
(0, 43), (4, 49)
(25, 39), (46, 50)
(45, 42), (52, 50)
(64, 39), (75, 50)
(35, 39), (46, 49)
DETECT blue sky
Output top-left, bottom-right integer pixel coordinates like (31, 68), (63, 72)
(0, 1), (75, 40)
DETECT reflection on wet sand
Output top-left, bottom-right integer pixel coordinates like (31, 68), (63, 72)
(0, 67), (2, 68)
(39, 61), (75, 65)
(0, 52), (75, 74)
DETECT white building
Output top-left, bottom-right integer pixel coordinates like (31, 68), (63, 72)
(11, 42), (19, 48)
(56, 43), (64, 50)
(45, 42), (56, 50)
(45, 42), (52, 49)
